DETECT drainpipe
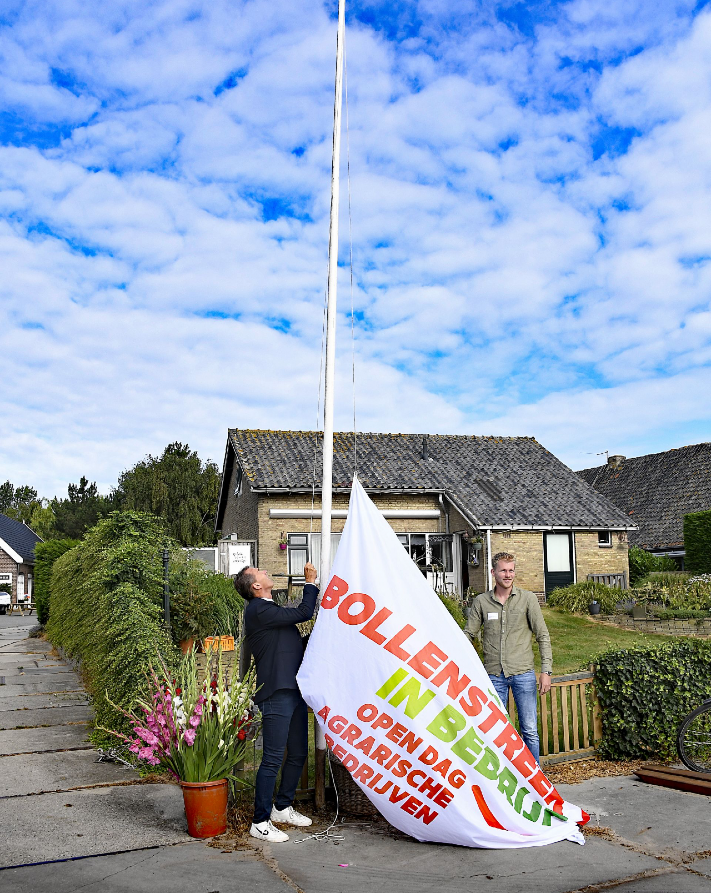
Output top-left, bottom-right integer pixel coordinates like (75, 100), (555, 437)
(486, 529), (493, 590)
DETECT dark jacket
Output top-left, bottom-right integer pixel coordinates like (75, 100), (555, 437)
(245, 584), (318, 704)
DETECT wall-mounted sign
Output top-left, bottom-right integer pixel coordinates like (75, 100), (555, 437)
(0, 573), (12, 584)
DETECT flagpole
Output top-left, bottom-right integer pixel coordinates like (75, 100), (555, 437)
(315, 0), (346, 811)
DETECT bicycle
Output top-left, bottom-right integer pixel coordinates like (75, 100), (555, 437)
(677, 700), (711, 773)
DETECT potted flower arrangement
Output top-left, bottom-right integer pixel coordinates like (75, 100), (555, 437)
(279, 532), (288, 551)
(106, 647), (258, 838)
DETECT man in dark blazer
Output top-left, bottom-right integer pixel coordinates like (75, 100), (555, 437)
(235, 562), (319, 843)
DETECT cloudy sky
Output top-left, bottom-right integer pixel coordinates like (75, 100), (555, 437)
(2, 0), (711, 497)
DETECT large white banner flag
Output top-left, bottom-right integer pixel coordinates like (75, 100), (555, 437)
(298, 477), (587, 848)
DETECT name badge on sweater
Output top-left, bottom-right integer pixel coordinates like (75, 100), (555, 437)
(487, 612), (499, 620)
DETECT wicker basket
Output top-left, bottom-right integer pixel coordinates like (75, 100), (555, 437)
(328, 753), (380, 817)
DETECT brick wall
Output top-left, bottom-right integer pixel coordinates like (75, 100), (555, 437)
(219, 463), (259, 541)
(489, 531), (545, 597)
(575, 531), (629, 584)
(257, 491), (443, 577)
(0, 548), (17, 602)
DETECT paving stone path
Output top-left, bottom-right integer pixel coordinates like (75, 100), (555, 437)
(2, 617), (711, 893)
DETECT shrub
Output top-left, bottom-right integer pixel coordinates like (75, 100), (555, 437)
(168, 553), (243, 643)
(632, 576), (711, 612)
(652, 608), (708, 621)
(685, 510), (711, 575)
(594, 639), (711, 759)
(34, 539), (80, 625)
(628, 545), (676, 586)
(0, 582), (10, 595)
(439, 593), (466, 629)
(547, 581), (622, 615)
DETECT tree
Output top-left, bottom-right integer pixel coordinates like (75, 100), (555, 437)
(51, 477), (114, 539)
(0, 481), (42, 525)
(114, 443), (220, 546)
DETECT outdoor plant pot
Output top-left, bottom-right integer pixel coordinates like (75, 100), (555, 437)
(180, 778), (228, 838)
(279, 543), (287, 550)
(179, 638), (195, 655)
(589, 601), (601, 615)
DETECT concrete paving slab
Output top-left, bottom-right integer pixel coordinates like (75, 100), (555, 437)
(0, 723), (90, 754)
(0, 641), (53, 653)
(267, 825), (662, 893)
(1, 665), (78, 676)
(689, 858), (711, 879)
(0, 784), (189, 867)
(0, 691), (89, 711)
(0, 704), (92, 729)
(609, 870), (711, 891)
(0, 841), (290, 893)
(0, 749), (137, 796)
(557, 776), (711, 858)
(0, 678), (83, 695)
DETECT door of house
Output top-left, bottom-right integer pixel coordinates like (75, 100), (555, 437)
(543, 532), (574, 596)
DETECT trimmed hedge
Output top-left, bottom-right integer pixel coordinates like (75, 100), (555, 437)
(685, 510), (711, 575)
(595, 639), (711, 760)
(45, 511), (243, 741)
(34, 539), (80, 625)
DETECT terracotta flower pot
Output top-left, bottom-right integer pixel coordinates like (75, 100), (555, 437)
(179, 638), (195, 655)
(180, 779), (228, 838)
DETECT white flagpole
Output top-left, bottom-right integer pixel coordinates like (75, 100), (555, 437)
(315, 0), (345, 810)
(319, 0), (345, 598)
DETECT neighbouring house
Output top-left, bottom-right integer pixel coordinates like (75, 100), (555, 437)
(0, 513), (42, 605)
(215, 430), (635, 600)
(577, 442), (711, 565)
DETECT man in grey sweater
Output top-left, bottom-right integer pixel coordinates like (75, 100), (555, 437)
(465, 551), (552, 764)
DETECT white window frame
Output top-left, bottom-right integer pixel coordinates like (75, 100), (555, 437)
(597, 530), (612, 548)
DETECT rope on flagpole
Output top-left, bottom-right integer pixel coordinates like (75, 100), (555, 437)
(344, 29), (358, 476)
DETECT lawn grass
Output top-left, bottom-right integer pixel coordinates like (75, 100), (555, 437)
(538, 607), (670, 675)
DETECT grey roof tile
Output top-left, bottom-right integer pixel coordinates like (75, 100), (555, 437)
(0, 513), (42, 562)
(227, 430), (633, 529)
(577, 442), (711, 550)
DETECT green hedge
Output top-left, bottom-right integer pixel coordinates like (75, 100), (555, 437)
(685, 511), (711, 575)
(45, 511), (243, 741)
(34, 539), (80, 625)
(595, 639), (711, 759)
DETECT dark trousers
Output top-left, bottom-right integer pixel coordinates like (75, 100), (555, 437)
(253, 688), (308, 824)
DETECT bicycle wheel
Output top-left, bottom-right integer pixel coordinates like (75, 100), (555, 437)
(677, 701), (711, 773)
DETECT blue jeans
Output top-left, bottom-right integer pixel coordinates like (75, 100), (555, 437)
(489, 670), (540, 764)
(254, 688), (308, 824)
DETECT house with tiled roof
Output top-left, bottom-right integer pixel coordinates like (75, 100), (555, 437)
(577, 442), (711, 562)
(0, 513), (42, 608)
(216, 430), (635, 599)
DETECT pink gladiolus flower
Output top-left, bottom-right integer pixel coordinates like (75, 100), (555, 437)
(189, 714), (200, 729)
(138, 747), (155, 760)
(129, 743), (140, 754)
(183, 729), (196, 746)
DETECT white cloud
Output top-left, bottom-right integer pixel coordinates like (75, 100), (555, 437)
(1, 0), (711, 497)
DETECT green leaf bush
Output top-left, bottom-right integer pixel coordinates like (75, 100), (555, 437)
(547, 580), (622, 615)
(45, 511), (243, 741)
(595, 639), (711, 759)
(34, 539), (80, 625)
(438, 593), (466, 629)
(685, 510), (711, 575)
(628, 545), (676, 586)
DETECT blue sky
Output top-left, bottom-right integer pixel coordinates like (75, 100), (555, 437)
(2, 0), (711, 496)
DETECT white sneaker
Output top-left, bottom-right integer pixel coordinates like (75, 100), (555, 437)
(270, 805), (313, 827)
(249, 820), (289, 842)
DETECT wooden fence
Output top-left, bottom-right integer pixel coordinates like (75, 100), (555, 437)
(587, 572), (627, 589)
(507, 671), (603, 764)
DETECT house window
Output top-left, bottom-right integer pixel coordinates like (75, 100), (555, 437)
(395, 533), (452, 574)
(287, 533), (342, 578)
(598, 531), (612, 547)
(287, 535), (308, 576)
